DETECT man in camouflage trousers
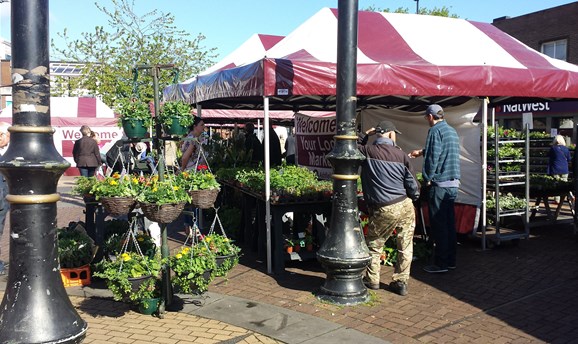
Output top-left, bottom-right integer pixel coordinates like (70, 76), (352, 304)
(358, 120), (420, 296)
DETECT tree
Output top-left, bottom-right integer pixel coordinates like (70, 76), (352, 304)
(51, 0), (217, 107)
(364, 6), (459, 18)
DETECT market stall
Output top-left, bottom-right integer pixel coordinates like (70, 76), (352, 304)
(164, 8), (578, 264)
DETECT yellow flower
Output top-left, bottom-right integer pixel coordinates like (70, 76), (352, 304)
(121, 253), (131, 261)
(152, 187), (157, 192)
(176, 253), (182, 259)
(137, 237), (144, 242)
(224, 238), (229, 242)
(182, 247), (190, 254)
(132, 177), (138, 184)
(205, 237), (212, 243)
(173, 186), (179, 190)
(109, 180), (118, 185)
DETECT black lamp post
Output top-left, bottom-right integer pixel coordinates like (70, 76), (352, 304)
(316, 0), (371, 305)
(0, 0), (87, 342)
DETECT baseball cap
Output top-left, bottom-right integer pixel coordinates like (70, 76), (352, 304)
(425, 104), (444, 118)
(376, 120), (402, 134)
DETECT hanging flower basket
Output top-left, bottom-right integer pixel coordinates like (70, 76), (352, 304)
(140, 202), (186, 224)
(164, 117), (189, 137)
(189, 188), (220, 209)
(100, 196), (137, 216)
(128, 274), (154, 292)
(121, 118), (148, 139)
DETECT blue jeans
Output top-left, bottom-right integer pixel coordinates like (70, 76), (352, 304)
(79, 167), (96, 177)
(428, 186), (458, 269)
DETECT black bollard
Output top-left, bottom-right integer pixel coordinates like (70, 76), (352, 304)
(0, 1), (87, 342)
(316, 0), (371, 305)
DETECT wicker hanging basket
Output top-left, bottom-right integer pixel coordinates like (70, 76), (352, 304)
(140, 202), (186, 223)
(188, 188), (220, 209)
(100, 196), (136, 216)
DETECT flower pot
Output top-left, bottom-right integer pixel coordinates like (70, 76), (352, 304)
(122, 118), (148, 139)
(188, 270), (213, 294)
(140, 202), (186, 224)
(189, 188), (220, 209)
(165, 117), (188, 137)
(293, 244), (301, 253)
(214, 254), (238, 277)
(100, 196), (136, 216)
(285, 246), (293, 253)
(306, 244), (314, 252)
(128, 275), (154, 292)
(137, 297), (160, 315)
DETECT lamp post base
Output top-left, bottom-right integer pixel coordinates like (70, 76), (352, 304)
(316, 256), (370, 306)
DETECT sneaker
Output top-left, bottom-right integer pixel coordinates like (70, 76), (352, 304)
(388, 280), (408, 296)
(362, 278), (380, 290)
(423, 265), (448, 273)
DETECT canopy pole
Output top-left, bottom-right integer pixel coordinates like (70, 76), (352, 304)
(481, 98), (488, 250)
(264, 97), (272, 274)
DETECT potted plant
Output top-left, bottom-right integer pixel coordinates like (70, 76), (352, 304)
(304, 234), (315, 252)
(115, 98), (152, 138)
(158, 100), (193, 137)
(169, 245), (216, 294)
(93, 251), (161, 308)
(201, 233), (241, 277)
(90, 173), (140, 216)
(58, 223), (96, 269)
(136, 174), (191, 223)
(58, 222), (96, 287)
(178, 170), (221, 209)
(71, 176), (98, 202)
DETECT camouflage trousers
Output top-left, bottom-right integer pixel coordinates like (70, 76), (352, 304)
(365, 197), (415, 285)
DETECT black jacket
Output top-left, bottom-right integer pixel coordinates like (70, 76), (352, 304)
(358, 136), (420, 207)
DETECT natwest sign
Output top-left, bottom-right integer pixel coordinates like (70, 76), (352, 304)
(496, 101), (578, 115)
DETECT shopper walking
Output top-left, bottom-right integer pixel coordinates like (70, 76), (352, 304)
(410, 104), (460, 273)
(72, 125), (102, 177)
(359, 120), (420, 295)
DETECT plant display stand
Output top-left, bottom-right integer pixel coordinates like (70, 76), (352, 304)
(481, 124), (530, 249)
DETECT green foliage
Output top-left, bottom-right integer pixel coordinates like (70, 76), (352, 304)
(51, 0), (217, 106)
(178, 170), (221, 191)
(58, 223), (95, 268)
(486, 193), (527, 212)
(158, 100), (193, 128)
(169, 245), (216, 294)
(115, 98), (153, 128)
(487, 126), (523, 140)
(90, 173), (140, 199)
(93, 251), (161, 305)
(202, 233), (241, 277)
(135, 174), (191, 204)
(72, 176), (98, 196)
(368, 5), (459, 18)
(529, 131), (551, 139)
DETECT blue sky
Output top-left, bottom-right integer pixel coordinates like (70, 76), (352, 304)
(0, 0), (575, 60)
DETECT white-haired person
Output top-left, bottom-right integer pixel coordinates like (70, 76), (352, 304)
(547, 135), (572, 204)
(0, 122), (10, 274)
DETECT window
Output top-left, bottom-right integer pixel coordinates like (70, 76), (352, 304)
(541, 39), (567, 61)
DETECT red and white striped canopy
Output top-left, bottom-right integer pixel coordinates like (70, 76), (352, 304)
(165, 8), (578, 111)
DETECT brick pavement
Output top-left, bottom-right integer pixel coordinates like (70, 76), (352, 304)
(2, 176), (578, 343)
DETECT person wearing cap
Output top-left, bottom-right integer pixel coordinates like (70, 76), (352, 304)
(409, 104), (460, 274)
(358, 120), (420, 296)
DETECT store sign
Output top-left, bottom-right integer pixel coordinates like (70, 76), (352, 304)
(496, 101), (578, 114)
(294, 113), (335, 180)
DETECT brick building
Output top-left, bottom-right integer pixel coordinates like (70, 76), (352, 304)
(492, 2), (578, 142)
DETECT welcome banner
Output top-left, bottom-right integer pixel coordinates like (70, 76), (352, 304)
(294, 112), (336, 180)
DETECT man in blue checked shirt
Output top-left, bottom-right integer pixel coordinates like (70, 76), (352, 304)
(410, 104), (460, 274)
